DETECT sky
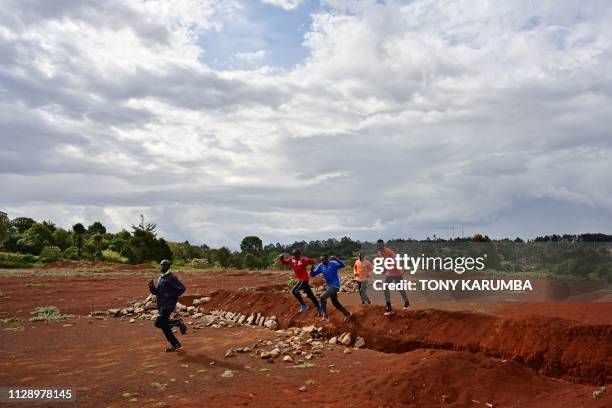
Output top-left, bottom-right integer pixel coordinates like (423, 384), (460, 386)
(1, 0), (611, 248)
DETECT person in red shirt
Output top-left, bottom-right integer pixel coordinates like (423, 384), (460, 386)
(377, 239), (410, 316)
(279, 249), (321, 314)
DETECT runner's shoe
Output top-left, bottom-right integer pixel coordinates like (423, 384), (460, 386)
(299, 304), (310, 314)
(165, 343), (182, 352)
(316, 306), (323, 317)
(343, 312), (352, 322)
(403, 302), (410, 310)
(320, 316), (330, 322)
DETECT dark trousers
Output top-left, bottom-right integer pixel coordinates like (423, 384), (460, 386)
(320, 287), (349, 317)
(383, 275), (409, 310)
(154, 308), (181, 346)
(357, 281), (371, 304)
(291, 280), (320, 308)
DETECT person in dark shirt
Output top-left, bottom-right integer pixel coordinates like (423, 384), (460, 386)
(148, 260), (187, 352)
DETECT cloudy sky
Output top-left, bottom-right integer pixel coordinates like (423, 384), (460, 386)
(1, 0), (611, 248)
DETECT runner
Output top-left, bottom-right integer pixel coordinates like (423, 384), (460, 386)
(310, 255), (352, 322)
(353, 253), (372, 304)
(147, 260), (187, 352)
(377, 239), (409, 316)
(279, 249), (321, 314)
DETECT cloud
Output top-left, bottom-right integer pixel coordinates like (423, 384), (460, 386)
(1, 0), (612, 247)
(235, 49), (266, 62)
(259, 0), (304, 11)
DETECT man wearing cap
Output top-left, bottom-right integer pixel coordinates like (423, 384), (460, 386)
(148, 260), (187, 352)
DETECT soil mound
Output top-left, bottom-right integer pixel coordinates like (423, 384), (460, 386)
(202, 290), (612, 385)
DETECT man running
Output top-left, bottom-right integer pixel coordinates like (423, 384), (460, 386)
(377, 239), (409, 316)
(279, 249), (320, 314)
(353, 253), (372, 304)
(148, 259), (187, 352)
(310, 255), (352, 322)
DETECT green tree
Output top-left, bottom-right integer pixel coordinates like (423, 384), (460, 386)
(240, 236), (263, 256)
(0, 211), (10, 247)
(87, 221), (107, 235)
(40, 246), (62, 262)
(11, 217), (35, 234)
(17, 223), (54, 255)
(243, 253), (260, 269)
(72, 223), (86, 258)
(216, 247), (231, 267)
(52, 228), (72, 251)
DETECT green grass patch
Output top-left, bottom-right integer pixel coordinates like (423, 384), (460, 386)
(291, 362), (316, 369)
(29, 306), (75, 322)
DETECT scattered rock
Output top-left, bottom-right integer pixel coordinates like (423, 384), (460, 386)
(354, 336), (365, 348)
(341, 332), (352, 346)
(283, 355), (294, 362)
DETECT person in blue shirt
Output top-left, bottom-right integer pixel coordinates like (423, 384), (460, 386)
(310, 255), (352, 322)
(148, 260), (187, 352)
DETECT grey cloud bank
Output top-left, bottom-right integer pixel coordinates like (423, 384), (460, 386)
(1, 0), (611, 248)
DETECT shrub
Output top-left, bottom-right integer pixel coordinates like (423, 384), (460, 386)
(101, 249), (128, 263)
(40, 246), (62, 262)
(63, 246), (79, 260)
(0, 253), (41, 267)
(29, 306), (74, 322)
(288, 277), (298, 288)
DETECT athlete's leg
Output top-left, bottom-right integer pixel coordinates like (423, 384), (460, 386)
(301, 281), (321, 309)
(383, 275), (393, 312)
(155, 309), (180, 346)
(329, 288), (350, 316)
(291, 280), (306, 305)
(319, 287), (333, 317)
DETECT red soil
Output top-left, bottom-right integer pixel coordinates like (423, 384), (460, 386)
(1, 267), (611, 407)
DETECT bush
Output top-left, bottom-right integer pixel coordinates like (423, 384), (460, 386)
(63, 246), (79, 260)
(39, 246), (62, 262)
(0, 253), (42, 267)
(101, 249), (128, 263)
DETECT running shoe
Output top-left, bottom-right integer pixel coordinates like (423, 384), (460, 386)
(299, 304), (310, 314)
(320, 316), (330, 322)
(165, 343), (182, 352)
(343, 312), (352, 322)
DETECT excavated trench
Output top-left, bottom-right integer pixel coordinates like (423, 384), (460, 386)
(190, 289), (612, 386)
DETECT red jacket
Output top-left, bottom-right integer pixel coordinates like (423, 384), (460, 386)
(381, 247), (402, 277)
(279, 255), (316, 281)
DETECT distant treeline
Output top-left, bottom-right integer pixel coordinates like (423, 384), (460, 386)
(0, 212), (610, 281)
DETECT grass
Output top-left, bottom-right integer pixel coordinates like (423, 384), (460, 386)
(0, 316), (24, 324)
(291, 362), (316, 369)
(29, 306), (75, 322)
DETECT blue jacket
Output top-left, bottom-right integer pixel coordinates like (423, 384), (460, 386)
(149, 273), (186, 311)
(310, 259), (345, 289)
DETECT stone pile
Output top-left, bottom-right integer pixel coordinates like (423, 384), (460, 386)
(96, 299), (367, 356)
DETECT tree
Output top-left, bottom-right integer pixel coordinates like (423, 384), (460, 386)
(72, 223), (86, 258)
(87, 221), (107, 235)
(243, 253), (260, 269)
(240, 236), (263, 256)
(216, 247), (231, 267)
(0, 211), (9, 247)
(11, 217), (35, 234)
(52, 228), (72, 251)
(17, 223), (54, 254)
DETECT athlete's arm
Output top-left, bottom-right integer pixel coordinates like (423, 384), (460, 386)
(278, 255), (291, 265)
(310, 264), (322, 277)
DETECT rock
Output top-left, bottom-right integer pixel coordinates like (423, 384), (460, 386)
(107, 309), (121, 317)
(192, 299), (202, 306)
(343, 348), (351, 354)
(187, 306), (195, 314)
(304, 354), (313, 360)
(328, 337), (338, 345)
(283, 355), (294, 362)
(270, 348), (281, 358)
(302, 325), (315, 334)
(264, 319), (278, 330)
(129, 318), (135, 323)
(354, 336), (366, 348)
(225, 349), (235, 358)
(260, 351), (272, 359)
(192, 313), (203, 319)
(341, 332), (352, 346)
(299, 386), (307, 392)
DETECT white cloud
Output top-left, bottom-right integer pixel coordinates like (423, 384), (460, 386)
(1, 0), (612, 247)
(235, 49), (266, 62)
(259, 0), (304, 11)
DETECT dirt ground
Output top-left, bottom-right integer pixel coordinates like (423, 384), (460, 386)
(0, 265), (611, 407)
